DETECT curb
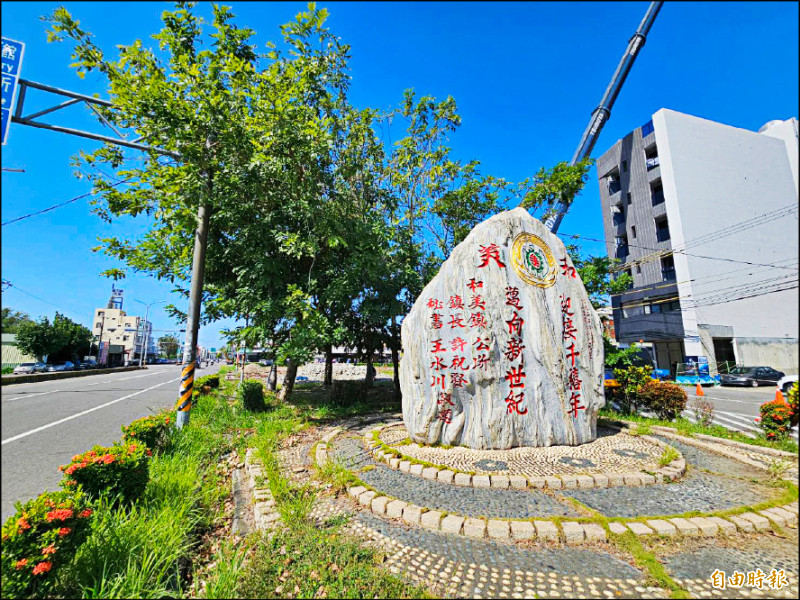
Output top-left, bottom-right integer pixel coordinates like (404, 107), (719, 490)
(244, 448), (283, 534)
(366, 425), (686, 490)
(1, 365), (145, 386)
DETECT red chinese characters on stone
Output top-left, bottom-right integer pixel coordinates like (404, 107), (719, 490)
(565, 342), (580, 367)
(430, 356), (446, 371)
(477, 243), (506, 269)
(449, 295), (465, 310)
(473, 337), (491, 352)
(505, 365), (526, 388)
(505, 312), (524, 336)
(473, 354), (490, 370)
(469, 295), (486, 311)
(569, 392), (586, 418)
(450, 356), (470, 371)
(469, 312), (488, 329)
(451, 337), (467, 352)
(431, 374), (445, 389)
(449, 314), (466, 329)
(437, 392), (454, 406)
(504, 337), (526, 362)
(431, 339), (447, 353)
(567, 366), (582, 391)
(427, 298), (443, 310)
(560, 257), (577, 278)
(438, 409), (453, 424)
(467, 278), (483, 293)
(451, 372), (468, 388)
(560, 294), (585, 419)
(505, 286), (523, 310)
(505, 390), (528, 415)
(431, 313), (443, 329)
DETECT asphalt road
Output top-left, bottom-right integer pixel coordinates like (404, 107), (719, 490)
(1, 362), (223, 521)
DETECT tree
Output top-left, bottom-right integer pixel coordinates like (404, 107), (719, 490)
(158, 334), (179, 358)
(50, 314), (93, 362)
(1, 308), (32, 334)
(15, 317), (63, 362)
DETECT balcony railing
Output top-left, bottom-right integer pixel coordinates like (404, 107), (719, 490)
(646, 156), (660, 170)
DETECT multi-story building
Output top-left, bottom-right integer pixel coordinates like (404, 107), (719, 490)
(92, 308), (155, 365)
(597, 109), (798, 375)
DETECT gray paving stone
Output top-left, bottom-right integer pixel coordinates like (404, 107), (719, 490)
(389, 457), (400, 469)
(422, 466), (439, 480)
(606, 473), (625, 487)
(358, 490), (377, 507)
(371, 496), (390, 515)
(420, 510), (444, 530)
(759, 508), (788, 527)
(528, 476), (546, 489)
(592, 474), (609, 488)
(441, 514), (465, 534)
(454, 472), (472, 486)
(771, 506), (798, 526)
(669, 518), (700, 536)
(576, 475), (595, 489)
(473, 475), (491, 488)
(626, 522), (653, 536)
(402, 504), (423, 525)
(562, 521), (585, 544)
(464, 517), (487, 538)
(510, 521), (535, 540)
(582, 522), (607, 542)
(386, 499), (408, 518)
(646, 519), (677, 536)
(738, 512), (771, 532)
(487, 519), (511, 539)
(640, 474), (656, 485)
(409, 463), (424, 476)
(348, 486), (367, 499)
(437, 470), (455, 484)
(509, 475), (527, 489)
(704, 516), (736, 535)
(687, 516), (718, 536)
(491, 475), (510, 489)
(608, 522), (628, 535)
(544, 476), (562, 490)
(561, 475), (579, 489)
(399, 460), (411, 473)
(534, 520), (559, 541)
(623, 474), (643, 486)
(727, 515), (756, 532)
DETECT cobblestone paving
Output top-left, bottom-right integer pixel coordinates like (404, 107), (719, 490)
(660, 532), (799, 599)
(349, 510), (667, 598)
(652, 435), (769, 480)
(561, 470), (768, 518)
(333, 437), (582, 518)
(379, 424), (666, 477)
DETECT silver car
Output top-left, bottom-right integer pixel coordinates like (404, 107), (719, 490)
(13, 362), (47, 374)
(46, 361), (74, 372)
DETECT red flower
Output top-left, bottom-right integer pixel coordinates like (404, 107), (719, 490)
(146, 449), (153, 456)
(65, 464), (79, 475)
(129, 444), (137, 451)
(101, 454), (115, 464)
(15, 559), (28, 570)
(46, 509), (74, 522)
(165, 417), (170, 424)
(58, 527), (72, 536)
(72, 454), (80, 461)
(64, 479), (77, 486)
(32, 561), (52, 575)
(79, 509), (92, 518)
(42, 545), (57, 555)
(17, 518), (31, 530)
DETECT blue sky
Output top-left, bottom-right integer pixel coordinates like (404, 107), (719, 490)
(2, 1), (798, 351)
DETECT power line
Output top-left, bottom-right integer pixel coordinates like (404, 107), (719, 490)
(1, 177), (133, 227)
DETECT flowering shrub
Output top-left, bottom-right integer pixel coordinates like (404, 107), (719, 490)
(638, 380), (688, 421)
(59, 443), (149, 503)
(787, 382), (799, 428)
(1, 490), (93, 599)
(759, 398), (793, 439)
(121, 411), (173, 452)
(612, 366), (652, 413)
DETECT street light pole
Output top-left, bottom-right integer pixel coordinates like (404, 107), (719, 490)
(132, 299), (167, 367)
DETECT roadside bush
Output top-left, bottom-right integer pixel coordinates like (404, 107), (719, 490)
(638, 380), (687, 421)
(759, 398), (793, 440)
(121, 411), (173, 452)
(612, 366), (652, 413)
(2, 366), (13, 375)
(59, 443), (149, 503)
(238, 379), (265, 412)
(1, 489), (93, 599)
(787, 382), (799, 428)
(195, 373), (220, 392)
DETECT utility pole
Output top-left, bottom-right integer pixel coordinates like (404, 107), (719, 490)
(543, 1), (663, 234)
(132, 299), (166, 367)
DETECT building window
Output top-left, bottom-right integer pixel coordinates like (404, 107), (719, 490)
(641, 120), (654, 137)
(627, 192), (632, 205)
(95, 323), (102, 329)
(621, 301), (644, 318)
(645, 144), (659, 170)
(622, 160), (628, 172)
(661, 254), (675, 281)
(636, 265), (641, 274)
(631, 225), (637, 239)
(615, 235), (629, 259)
(123, 336), (129, 341)
(655, 216), (670, 242)
(651, 183), (665, 205)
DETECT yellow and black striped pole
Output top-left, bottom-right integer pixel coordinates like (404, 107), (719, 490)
(176, 359), (195, 415)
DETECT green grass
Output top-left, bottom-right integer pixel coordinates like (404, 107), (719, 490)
(659, 446), (680, 466)
(609, 531), (691, 599)
(600, 408), (799, 454)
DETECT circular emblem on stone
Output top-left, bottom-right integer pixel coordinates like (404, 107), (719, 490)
(613, 448), (649, 459)
(473, 459), (509, 471)
(559, 456), (596, 468)
(511, 232), (557, 288)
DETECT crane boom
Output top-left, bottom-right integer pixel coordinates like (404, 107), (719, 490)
(544, 1), (664, 234)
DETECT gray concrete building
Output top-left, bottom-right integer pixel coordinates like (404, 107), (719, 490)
(597, 109), (798, 375)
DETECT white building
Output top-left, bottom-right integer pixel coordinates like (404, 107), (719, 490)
(597, 109), (798, 374)
(92, 307), (155, 365)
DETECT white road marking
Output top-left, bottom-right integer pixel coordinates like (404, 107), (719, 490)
(3, 389), (62, 403)
(1, 376), (181, 445)
(710, 412), (761, 433)
(118, 371), (171, 381)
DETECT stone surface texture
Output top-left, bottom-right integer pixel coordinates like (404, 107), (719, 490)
(400, 208), (604, 449)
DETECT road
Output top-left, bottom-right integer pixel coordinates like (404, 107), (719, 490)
(1, 363), (223, 521)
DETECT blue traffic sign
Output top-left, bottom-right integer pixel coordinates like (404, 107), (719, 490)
(2, 37), (25, 145)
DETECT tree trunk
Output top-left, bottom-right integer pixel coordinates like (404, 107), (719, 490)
(278, 359), (298, 402)
(267, 361), (277, 391)
(390, 322), (401, 402)
(324, 343), (333, 387)
(364, 349), (376, 389)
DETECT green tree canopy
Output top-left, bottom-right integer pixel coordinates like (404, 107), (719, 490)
(1, 308), (33, 334)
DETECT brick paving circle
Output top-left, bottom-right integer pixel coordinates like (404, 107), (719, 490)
(378, 423), (668, 477)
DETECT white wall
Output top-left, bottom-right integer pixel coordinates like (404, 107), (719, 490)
(653, 109), (798, 343)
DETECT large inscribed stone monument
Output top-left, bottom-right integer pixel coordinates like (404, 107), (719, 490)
(400, 207), (604, 449)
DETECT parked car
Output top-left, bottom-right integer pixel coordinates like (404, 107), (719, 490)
(776, 374), (798, 396)
(604, 368), (620, 389)
(71, 361), (88, 371)
(13, 362), (46, 374)
(46, 361), (75, 372)
(720, 366), (785, 387)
